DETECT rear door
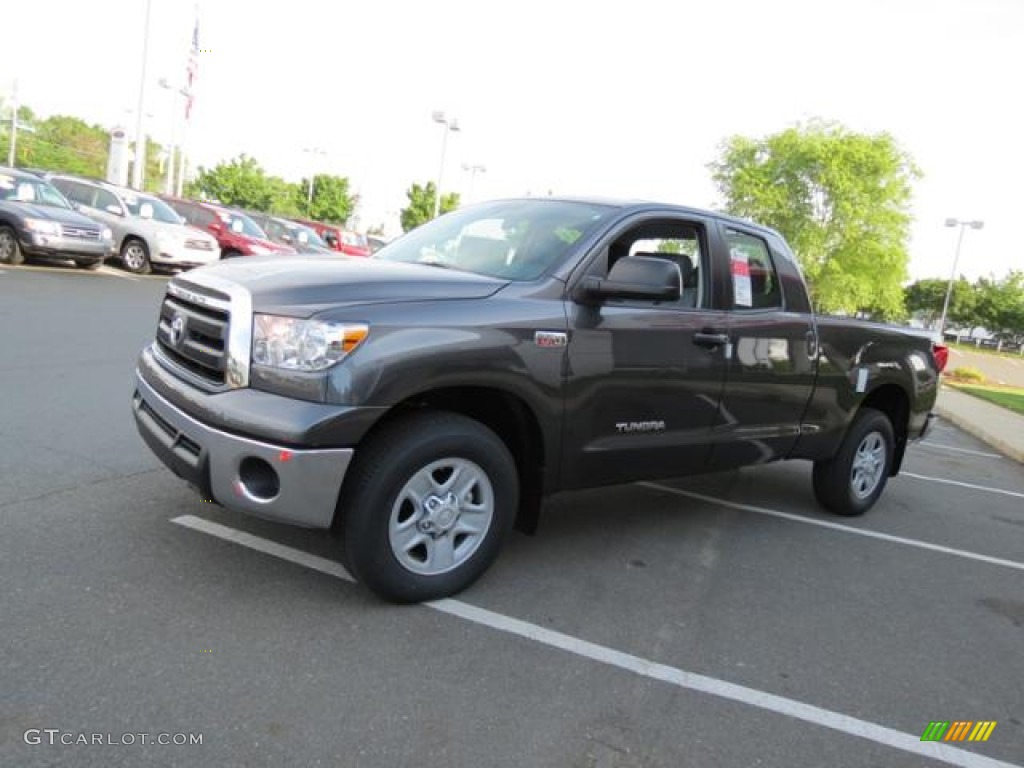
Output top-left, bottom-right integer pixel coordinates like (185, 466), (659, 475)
(561, 213), (730, 489)
(706, 223), (817, 470)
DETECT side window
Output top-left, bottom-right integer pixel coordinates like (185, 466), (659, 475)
(93, 188), (122, 215)
(724, 229), (782, 310)
(55, 180), (93, 207)
(604, 220), (706, 309)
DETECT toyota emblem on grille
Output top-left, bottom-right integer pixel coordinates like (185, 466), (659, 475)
(169, 315), (187, 347)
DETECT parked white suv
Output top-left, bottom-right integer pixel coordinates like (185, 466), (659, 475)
(48, 175), (221, 274)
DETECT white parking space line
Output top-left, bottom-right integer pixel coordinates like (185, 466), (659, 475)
(640, 484), (1024, 574)
(902, 473), (1024, 501)
(170, 514), (1019, 768)
(916, 442), (1004, 459)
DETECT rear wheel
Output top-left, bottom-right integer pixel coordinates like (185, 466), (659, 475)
(813, 407), (894, 516)
(341, 411), (518, 603)
(0, 226), (24, 266)
(120, 238), (151, 274)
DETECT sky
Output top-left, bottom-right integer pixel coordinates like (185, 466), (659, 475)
(4, 0), (1022, 281)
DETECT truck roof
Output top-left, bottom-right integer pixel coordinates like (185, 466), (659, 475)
(497, 196), (785, 241)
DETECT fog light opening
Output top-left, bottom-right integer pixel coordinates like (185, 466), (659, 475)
(238, 457), (280, 501)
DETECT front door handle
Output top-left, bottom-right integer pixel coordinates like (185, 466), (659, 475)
(693, 331), (730, 348)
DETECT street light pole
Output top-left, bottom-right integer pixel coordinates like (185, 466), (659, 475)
(303, 147), (326, 214)
(7, 79), (18, 167)
(462, 162), (486, 202)
(938, 218), (984, 338)
(131, 0), (153, 190)
(432, 111), (460, 218)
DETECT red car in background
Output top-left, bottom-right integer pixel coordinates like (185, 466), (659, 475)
(161, 196), (295, 258)
(291, 218), (371, 257)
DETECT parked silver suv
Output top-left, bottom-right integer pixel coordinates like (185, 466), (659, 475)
(48, 175), (221, 274)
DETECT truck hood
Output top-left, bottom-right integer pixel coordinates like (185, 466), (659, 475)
(176, 255), (509, 315)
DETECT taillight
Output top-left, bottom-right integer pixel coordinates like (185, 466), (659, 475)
(932, 343), (949, 373)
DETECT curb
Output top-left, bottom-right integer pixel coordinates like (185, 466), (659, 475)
(934, 398), (1024, 465)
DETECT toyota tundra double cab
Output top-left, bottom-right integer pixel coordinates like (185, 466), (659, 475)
(132, 198), (944, 603)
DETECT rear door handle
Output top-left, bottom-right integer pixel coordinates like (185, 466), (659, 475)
(693, 331), (729, 348)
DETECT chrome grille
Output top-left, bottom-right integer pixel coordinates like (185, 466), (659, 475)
(156, 291), (230, 385)
(184, 238), (214, 251)
(61, 226), (101, 240)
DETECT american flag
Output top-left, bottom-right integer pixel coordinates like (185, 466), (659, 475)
(184, 13), (199, 121)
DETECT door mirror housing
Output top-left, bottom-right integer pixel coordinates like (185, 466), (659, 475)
(105, 203), (124, 216)
(576, 256), (681, 304)
(139, 203), (154, 219)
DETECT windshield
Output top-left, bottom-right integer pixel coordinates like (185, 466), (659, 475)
(287, 222), (328, 248)
(375, 199), (615, 280)
(0, 175), (72, 209)
(219, 210), (269, 240)
(124, 194), (182, 224)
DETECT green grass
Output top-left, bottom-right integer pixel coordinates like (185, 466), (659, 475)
(950, 383), (1024, 416)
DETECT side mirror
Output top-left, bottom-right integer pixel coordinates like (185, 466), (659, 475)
(576, 256), (681, 304)
(139, 203), (154, 219)
(105, 203), (124, 216)
(209, 221), (222, 233)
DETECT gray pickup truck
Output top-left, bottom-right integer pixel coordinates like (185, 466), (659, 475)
(133, 198), (944, 602)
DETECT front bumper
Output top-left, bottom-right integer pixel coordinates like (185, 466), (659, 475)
(20, 232), (112, 262)
(132, 370), (354, 528)
(153, 240), (221, 268)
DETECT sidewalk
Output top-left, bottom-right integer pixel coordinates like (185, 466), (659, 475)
(933, 385), (1024, 463)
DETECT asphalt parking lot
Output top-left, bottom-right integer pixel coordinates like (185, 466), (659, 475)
(2, 264), (1022, 768)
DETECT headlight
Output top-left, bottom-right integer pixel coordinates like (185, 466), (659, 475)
(24, 218), (61, 236)
(249, 244), (271, 255)
(252, 315), (368, 371)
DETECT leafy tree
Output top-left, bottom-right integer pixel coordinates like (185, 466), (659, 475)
(710, 120), (919, 318)
(188, 155), (290, 211)
(300, 174), (356, 224)
(0, 105), (167, 190)
(975, 271), (1024, 342)
(904, 278), (949, 328)
(400, 181), (459, 232)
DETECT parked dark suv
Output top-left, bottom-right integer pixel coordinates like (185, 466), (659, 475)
(0, 167), (113, 269)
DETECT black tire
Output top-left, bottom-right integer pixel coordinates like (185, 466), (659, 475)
(340, 411), (518, 603)
(812, 407), (895, 517)
(74, 259), (103, 271)
(120, 238), (151, 274)
(0, 225), (24, 266)
(222, 249), (242, 259)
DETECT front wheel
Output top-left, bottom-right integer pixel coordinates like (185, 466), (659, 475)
(813, 407), (894, 517)
(340, 411), (518, 603)
(0, 226), (24, 266)
(120, 238), (151, 274)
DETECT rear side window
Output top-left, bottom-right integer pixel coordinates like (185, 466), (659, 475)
(725, 229), (782, 310)
(53, 179), (93, 207)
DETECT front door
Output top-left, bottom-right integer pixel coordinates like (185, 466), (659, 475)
(561, 215), (730, 489)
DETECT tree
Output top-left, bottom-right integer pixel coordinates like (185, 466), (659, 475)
(300, 174), (356, 224)
(400, 182), (459, 232)
(975, 271), (1024, 342)
(710, 120), (919, 318)
(187, 155), (296, 212)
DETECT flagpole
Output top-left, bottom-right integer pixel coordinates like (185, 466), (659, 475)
(178, 4), (199, 197)
(131, 0), (153, 190)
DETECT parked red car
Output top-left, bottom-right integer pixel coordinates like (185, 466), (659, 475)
(291, 218), (371, 257)
(161, 196), (295, 258)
